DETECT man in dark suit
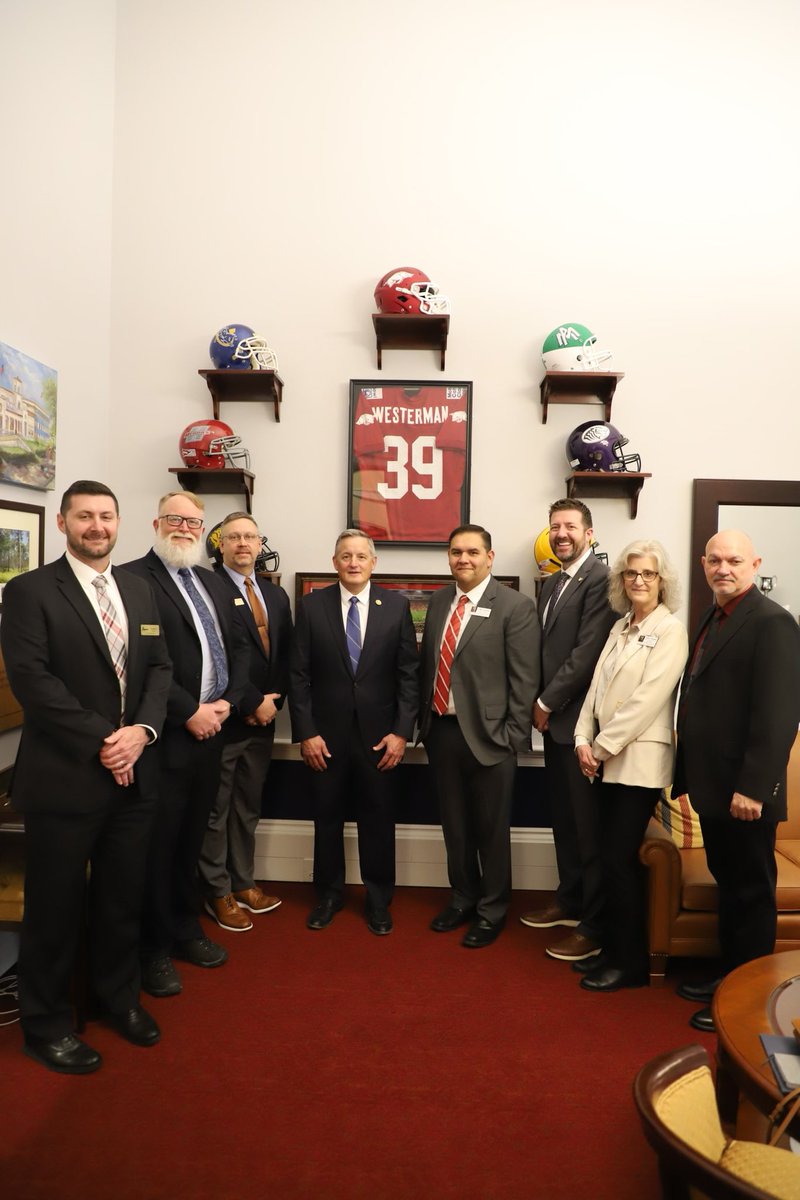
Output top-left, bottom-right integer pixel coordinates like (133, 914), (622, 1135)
(1, 480), (172, 1073)
(199, 510), (292, 931)
(523, 500), (616, 963)
(124, 491), (250, 997)
(418, 524), (540, 948)
(674, 529), (800, 1032)
(289, 529), (418, 934)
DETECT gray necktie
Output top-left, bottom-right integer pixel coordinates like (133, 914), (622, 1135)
(545, 572), (569, 627)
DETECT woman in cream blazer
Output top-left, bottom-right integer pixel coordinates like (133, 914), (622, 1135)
(573, 539), (688, 993)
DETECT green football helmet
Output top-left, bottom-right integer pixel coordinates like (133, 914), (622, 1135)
(542, 323), (613, 371)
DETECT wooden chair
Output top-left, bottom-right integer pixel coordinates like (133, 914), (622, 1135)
(633, 1044), (800, 1200)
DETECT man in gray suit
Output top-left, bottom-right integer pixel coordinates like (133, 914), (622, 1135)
(522, 500), (616, 963)
(419, 525), (540, 948)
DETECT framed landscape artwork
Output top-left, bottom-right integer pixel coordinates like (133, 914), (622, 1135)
(0, 498), (45, 609)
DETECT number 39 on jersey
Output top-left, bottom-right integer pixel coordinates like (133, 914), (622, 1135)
(349, 382), (472, 545)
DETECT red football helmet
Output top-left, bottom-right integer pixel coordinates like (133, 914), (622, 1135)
(178, 420), (250, 470)
(374, 267), (450, 314)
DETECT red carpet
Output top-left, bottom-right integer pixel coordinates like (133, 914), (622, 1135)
(2, 884), (716, 1199)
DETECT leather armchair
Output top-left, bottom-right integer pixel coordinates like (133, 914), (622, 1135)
(640, 734), (800, 985)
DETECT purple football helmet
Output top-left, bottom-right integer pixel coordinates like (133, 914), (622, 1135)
(566, 421), (641, 472)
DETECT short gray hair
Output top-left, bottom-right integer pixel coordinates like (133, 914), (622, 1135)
(334, 528), (376, 556)
(608, 539), (681, 614)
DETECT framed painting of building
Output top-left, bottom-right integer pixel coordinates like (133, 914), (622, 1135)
(0, 340), (57, 491)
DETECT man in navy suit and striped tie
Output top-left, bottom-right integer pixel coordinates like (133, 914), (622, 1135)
(289, 530), (418, 934)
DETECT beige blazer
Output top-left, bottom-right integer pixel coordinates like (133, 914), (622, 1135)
(574, 604), (688, 788)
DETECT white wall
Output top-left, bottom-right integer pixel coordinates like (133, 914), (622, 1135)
(0, 0), (117, 763)
(2, 0), (799, 766)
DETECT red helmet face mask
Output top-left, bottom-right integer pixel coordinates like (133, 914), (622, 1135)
(179, 420), (251, 470)
(374, 267), (450, 315)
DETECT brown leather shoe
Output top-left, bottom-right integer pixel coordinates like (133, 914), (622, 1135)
(520, 902), (579, 929)
(233, 886), (281, 915)
(204, 894), (253, 932)
(545, 931), (602, 961)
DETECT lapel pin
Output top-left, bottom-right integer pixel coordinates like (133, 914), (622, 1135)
(375, 598), (382, 605)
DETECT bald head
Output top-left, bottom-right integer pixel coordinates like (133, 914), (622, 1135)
(702, 529), (761, 604)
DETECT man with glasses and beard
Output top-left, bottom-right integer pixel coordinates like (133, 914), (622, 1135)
(125, 492), (250, 998)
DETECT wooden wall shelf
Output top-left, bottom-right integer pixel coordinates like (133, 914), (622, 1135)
(372, 313), (450, 370)
(566, 471), (651, 519)
(540, 370), (624, 424)
(198, 369), (283, 422)
(169, 466), (255, 513)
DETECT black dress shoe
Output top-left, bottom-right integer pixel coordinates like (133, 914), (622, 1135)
(24, 1034), (102, 1075)
(677, 977), (723, 1003)
(579, 965), (648, 992)
(173, 936), (228, 968)
(141, 955), (182, 997)
(108, 1006), (161, 1047)
(430, 905), (475, 933)
(462, 917), (505, 948)
(307, 898), (344, 930)
(367, 907), (393, 936)
(572, 952), (611, 975)
(689, 1005), (716, 1032)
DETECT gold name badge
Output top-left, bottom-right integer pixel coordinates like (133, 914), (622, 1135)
(234, 597), (245, 606)
(140, 624), (160, 636)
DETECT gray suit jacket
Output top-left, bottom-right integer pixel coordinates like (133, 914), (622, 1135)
(419, 577), (540, 766)
(539, 555), (617, 744)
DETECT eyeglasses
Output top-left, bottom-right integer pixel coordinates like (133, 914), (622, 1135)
(623, 569), (659, 582)
(223, 533), (260, 543)
(160, 514), (203, 529)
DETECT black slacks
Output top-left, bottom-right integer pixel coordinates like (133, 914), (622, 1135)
(699, 813), (778, 973)
(425, 715), (515, 925)
(597, 782), (659, 974)
(20, 786), (154, 1039)
(309, 719), (398, 910)
(543, 734), (603, 941)
(141, 737), (224, 955)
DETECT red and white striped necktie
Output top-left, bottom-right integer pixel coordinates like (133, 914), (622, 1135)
(433, 594), (469, 715)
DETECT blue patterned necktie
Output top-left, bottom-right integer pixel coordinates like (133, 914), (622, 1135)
(178, 567), (229, 698)
(346, 595), (362, 673)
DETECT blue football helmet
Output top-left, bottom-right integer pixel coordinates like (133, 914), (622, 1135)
(209, 324), (278, 371)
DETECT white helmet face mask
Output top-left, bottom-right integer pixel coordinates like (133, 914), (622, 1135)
(233, 336), (278, 371)
(407, 282), (450, 314)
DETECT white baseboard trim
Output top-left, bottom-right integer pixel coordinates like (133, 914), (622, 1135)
(254, 819), (558, 891)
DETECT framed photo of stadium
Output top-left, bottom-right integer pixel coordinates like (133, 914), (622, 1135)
(295, 573), (519, 645)
(347, 380), (472, 546)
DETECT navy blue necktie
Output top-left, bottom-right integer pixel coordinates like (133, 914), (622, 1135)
(178, 567), (229, 698)
(346, 595), (362, 674)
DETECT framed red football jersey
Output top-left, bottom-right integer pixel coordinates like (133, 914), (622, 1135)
(348, 380), (472, 546)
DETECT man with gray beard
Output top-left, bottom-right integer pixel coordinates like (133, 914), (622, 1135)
(124, 491), (250, 998)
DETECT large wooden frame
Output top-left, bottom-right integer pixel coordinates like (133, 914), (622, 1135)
(689, 479), (800, 630)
